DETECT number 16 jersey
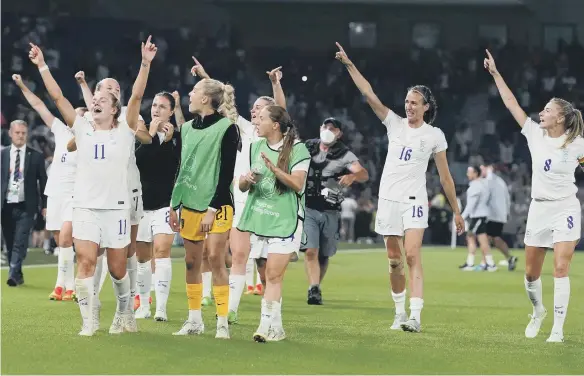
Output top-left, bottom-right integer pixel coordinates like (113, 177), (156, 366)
(71, 115), (134, 210)
(379, 110), (447, 205)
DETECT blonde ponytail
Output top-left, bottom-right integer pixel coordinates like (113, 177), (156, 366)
(218, 84), (239, 124)
(552, 98), (584, 148)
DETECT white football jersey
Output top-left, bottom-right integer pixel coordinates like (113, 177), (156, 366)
(85, 106), (143, 196)
(45, 118), (76, 197)
(233, 116), (260, 203)
(522, 118), (584, 200)
(72, 115), (134, 209)
(379, 110), (448, 204)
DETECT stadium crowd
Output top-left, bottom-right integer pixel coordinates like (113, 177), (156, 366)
(2, 13), (584, 249)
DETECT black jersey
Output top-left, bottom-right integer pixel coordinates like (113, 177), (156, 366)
(135, 130), (181, 211)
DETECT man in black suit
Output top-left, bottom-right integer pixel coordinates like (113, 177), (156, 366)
(1, 120), (48, 286)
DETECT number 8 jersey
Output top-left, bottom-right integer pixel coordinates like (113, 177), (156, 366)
(522, 117), (584, 200)
(379, 110), (448, 205)
(71, 115), (134, 210)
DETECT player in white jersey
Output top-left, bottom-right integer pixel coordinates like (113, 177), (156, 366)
(190, 58), (285, 322)
(71, 72), (150, 310)
(335, 42), (464, 333)
(12, 74), (87, 302)
(485, 50), (584, 343)
(459, 166), (497, 272)
(29, 37), (158, 336)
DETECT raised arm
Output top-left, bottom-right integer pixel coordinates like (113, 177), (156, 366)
(74, 71), (94, 109)
(484, 49), (527, 127)
(434, 151), (464, 234)
(267, 67), (286, 109)
(28, 43), (76, 127)
(171, 91), (186, 128)
(335, 42), (389, 121)
(12, 74), (56, 128)
(127, 36), (157, 132)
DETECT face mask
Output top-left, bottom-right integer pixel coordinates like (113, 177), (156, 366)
(320, 129), (336, 145)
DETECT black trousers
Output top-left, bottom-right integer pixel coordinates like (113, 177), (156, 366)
(1, 202), (34, 281)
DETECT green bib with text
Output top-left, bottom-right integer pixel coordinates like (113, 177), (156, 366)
(237, 139), (310, 238)
(171, 117), (231, 211)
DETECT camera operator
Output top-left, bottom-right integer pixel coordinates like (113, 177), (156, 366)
(301, 118), (368, 305)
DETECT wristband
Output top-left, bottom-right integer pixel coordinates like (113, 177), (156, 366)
(39, 65), (49, 72)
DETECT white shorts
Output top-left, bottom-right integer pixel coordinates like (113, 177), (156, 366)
(250, 223), (303, 257)
(375, 198), (428, 236)
(233, 200), (246, 228)
(524, 196), (581, 248)
(73, 208), (131, 249)
(46, 195), (73, 231)
(130, 195), (144, 226)
(137, 207), (175, 243)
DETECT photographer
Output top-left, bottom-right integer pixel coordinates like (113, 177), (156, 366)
(301, 118), (368, 305)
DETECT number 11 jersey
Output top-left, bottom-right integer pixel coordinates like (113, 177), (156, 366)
(379, 110), (448, 205)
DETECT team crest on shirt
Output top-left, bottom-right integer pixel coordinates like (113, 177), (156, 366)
(562, 149), (569, 162)
(419, 139), (426, 152)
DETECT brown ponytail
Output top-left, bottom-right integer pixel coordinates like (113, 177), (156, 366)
(265, 105), (298, 194)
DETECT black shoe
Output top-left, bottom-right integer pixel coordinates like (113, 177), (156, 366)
(6, 277), (24, 287)
(307, 285), (323, 305)
(508, 256), (518, 271)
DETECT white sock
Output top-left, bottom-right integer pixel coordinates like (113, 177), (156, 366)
(126, 254), (138, 305)
(154, 258), (172, 313)
(245, 259), (255, 287)
(256, 269), (262, 286)
(111, 273), (131, 313)
(98, 252), (108, 292)
(75, 276), (94, 327)
(94, 254), (104, 299)
(409, 297), (424, 323)
(188, 309), (202, 322)
(55, 247), (67, 288)
(228, 274), (246, 313)
(466, 254), (475, 266)
(391, 290), (406, 315)
(202, 272), (212, 298)
(137, 261), (152, 307)
(260, 299), (273, 327)
(524, 277), (545, 315)
(272, 300), (282, 328)
(61, 246), (75, 291)
(485, 254), (495, 267)
(552, 277), (570, 333)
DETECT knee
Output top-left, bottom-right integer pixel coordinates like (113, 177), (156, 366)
(318, 254), (329, 265)
(207, 251), (224, 269)
(388, 257), (405, 276)
(184, 252), (200, 270)
(553, 262), (570, 278)
(77, 258), (96, 275)
(405, 248), (420, 267)
(153, 246), (170, 259)
(266, 268), (283, 284)
(305, 248), (318, 260)
(231, 247), (249, 266)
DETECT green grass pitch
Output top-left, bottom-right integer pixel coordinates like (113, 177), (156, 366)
(1, 246), (583, 375)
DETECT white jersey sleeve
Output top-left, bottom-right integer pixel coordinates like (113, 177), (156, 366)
(432, 128), (448, 154)
(521, 117), (540, 143)
(233, 116), (258, 204)
(381, 110), (403, 134)
(45, 118), (77, 197)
